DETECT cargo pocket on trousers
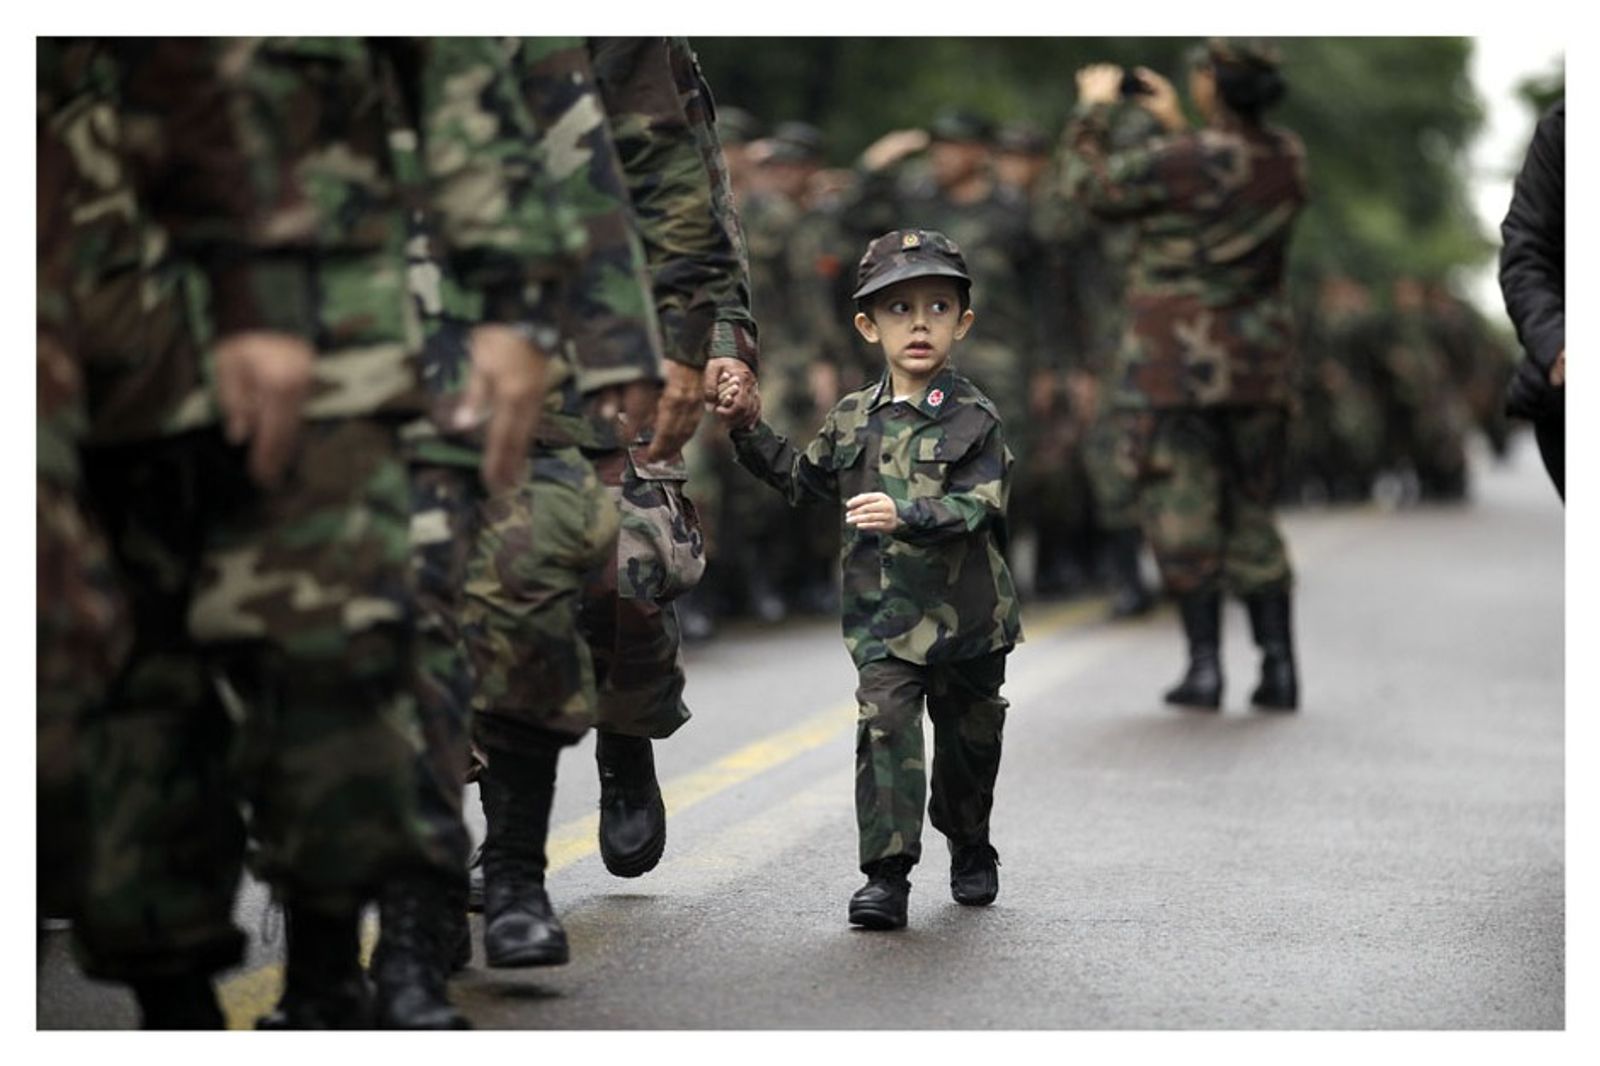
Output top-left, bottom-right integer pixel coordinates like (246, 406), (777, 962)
(617, 447), (707, 602)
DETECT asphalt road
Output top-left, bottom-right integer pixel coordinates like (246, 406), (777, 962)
(36, 436), (1565, 1030)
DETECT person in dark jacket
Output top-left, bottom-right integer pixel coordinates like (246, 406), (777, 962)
(1499, 100), (1565, 501)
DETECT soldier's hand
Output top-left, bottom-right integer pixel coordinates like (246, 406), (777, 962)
(459, 325), (548, 494)
(1550, 349), (1565, 388)
(646, 359), (705, 461)
(1134, 66), (1187, 132)
(1075, 65), (1123, 107)
(706, 357), (760, 429)
(1066, 369), (1099, 421)
(845, 492), (902, 534)
(213, 331), (315, 489)
(861, 128), (931, 173)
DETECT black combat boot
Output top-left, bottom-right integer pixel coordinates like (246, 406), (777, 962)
(848, 856), (914, 930)
(479, 744), (569, 968)
(1245, 589), (1299, 711)
(949, 841), (1001, 907)
(1163, 590), (1223, 710)
(595, 731), (667, 878)
(370, 874), (471, 1029)
(1105, 528), (1154, 619)
(255, 902), (374, 1029)
(443, 878), (471, 972)
(131, 972), (225, 1029)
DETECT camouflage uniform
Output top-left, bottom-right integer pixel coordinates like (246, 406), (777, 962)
(733, 356), (1021, 870)
(1288, 277), (1386, 502)
(42, 37), (579, 1024)
(1064, 41), (1307, 713)
(1064, 98), (1308, 598)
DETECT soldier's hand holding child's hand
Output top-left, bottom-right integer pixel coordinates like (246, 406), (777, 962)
(714, 369), (761, 431)
(845, 492), (902, 534)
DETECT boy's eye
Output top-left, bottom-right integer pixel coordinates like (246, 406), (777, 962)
(931, 300), (950, 314)
(887, 301), (911, 314)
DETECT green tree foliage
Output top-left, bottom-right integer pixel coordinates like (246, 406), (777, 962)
(695, 37), (1489, 290)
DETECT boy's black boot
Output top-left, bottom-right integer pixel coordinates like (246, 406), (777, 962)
(371, 874), (471, 1029)
(848, 856), (913, 930)
(256, 902), (374, 1029)
(595, 731), (667, 878)
(1246, 589), (1299, 711)
(1163, 590), (1223, 710)
(479, 744), (569, 968)
(1106, 528), (1154, 619)
(949, 841), (1001, 907)
(130, 972), (224, 1029)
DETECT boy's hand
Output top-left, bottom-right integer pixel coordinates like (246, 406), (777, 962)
(845, 492), (902, 534)
(713, 369), (761, 431)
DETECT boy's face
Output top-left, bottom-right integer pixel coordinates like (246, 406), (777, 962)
(854, 277), (974, 385)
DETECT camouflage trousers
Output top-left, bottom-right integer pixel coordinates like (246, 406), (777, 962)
(71, 421), (433, 981)
(1120, 407), (1294, 598)
(854, 652), (1009, 871)
(463, 445), (619, 751)
(464, 443), (700, 752)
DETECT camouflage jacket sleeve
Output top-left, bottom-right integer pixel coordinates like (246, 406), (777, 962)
(508, 37), (664, 393)
(893, 418), (1010, 545)
(729, 414), (841, 506)
(1062, 101), (1210, 221)
(587, 36), (757, 372)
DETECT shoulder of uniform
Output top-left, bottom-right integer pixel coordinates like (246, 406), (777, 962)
(946, 373), (1003, 423)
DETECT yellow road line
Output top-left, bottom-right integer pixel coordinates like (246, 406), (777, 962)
(218, 596), (1106, 1027)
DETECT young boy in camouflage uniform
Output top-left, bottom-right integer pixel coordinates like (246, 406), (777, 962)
(718, 229), (1022, 930)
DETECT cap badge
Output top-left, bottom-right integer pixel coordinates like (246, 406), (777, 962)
(927, 388), (945, 408)
(902, 232), (921, 249)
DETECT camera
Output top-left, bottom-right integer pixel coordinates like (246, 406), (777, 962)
(1120, 70), (1153, 98)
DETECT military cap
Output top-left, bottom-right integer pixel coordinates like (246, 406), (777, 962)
(852, 228), (971, 301)
(716, 106), (763, 146)
(996, 121), (1048, 156)
(928, 110), (995, 145)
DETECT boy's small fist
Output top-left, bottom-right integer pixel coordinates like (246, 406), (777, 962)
(845, 492), (902, 533)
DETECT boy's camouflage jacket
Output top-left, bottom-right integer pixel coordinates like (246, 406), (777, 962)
(732, 365), (1022, 667)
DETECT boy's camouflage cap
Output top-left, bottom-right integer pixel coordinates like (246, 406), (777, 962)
(852, 228), (971, 301)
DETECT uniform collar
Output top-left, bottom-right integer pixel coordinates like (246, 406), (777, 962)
(867, 365), (960, 420)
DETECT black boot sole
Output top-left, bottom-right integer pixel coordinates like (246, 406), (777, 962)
(485, 941), (570, 968)
(1251, 694), (1299, 712)
(599, 810), (667, 879)
(1163, 691), (1222, 711)
(951, 887), (997, 907)
(847, 904), (907, 930)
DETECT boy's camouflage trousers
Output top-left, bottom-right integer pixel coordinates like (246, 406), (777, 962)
(70, 419), (433, 981)
(1118, 406), (1294, 597)
(854, 652), (1009, 871)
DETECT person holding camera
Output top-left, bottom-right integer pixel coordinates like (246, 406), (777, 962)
(1064, 39), (1309, 712)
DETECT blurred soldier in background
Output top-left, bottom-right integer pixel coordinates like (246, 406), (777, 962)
(1287, 273), (1387, 503)
(1380, 277), (1471, 502)
(1425, 280), (1516, 463)
(1049, 101), (1163, 616)
(1066, 39), (1308, 713)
